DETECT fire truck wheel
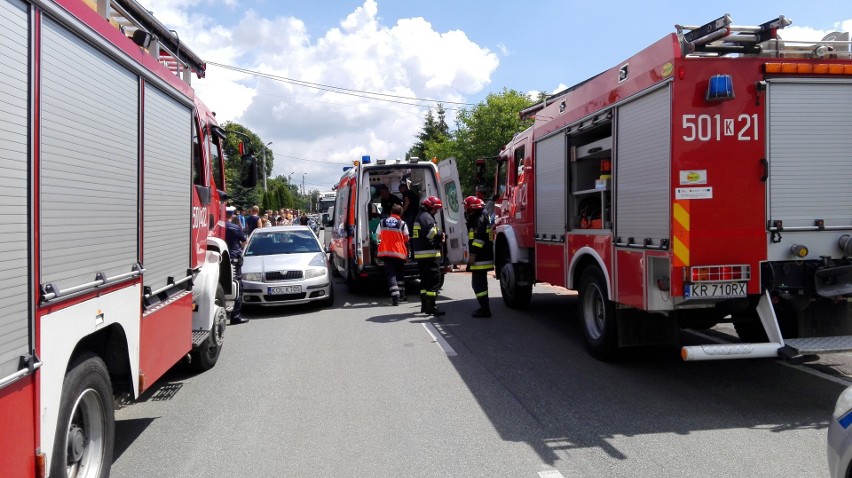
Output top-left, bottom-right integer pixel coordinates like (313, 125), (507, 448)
(51, 353), (114, 478)
(579, 267), (618, 360)
(192, 285), (226, 372)
(498, 252), (532, 309)
(732, 301), (798, 343)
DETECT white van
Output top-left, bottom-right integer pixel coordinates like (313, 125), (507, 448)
(329, 156), (468, 291)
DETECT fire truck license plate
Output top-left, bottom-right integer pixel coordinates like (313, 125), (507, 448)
(684, 282), (746, 298)
(268, 285), (302, 295)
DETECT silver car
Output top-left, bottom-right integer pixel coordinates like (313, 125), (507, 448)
(828, 385), (852, 478)
(241, 226), (334, 307)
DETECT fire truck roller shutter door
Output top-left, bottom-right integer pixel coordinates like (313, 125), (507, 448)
(40, 17), (140, 291)
(0, 0), (31, 379)
(143, 85), (192, 294)
(766, 81), (852, 261)
(534, 133), (568, 240)
(615, 84), (672, 247)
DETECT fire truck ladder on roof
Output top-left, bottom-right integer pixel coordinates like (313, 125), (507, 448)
(95, 0), (207, 84)
(676, 14), (852, 59)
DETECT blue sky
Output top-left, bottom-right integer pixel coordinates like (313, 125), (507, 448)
(142, 0), (851, 190)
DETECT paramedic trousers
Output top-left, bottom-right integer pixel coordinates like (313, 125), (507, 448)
(383, 258), (406, 301)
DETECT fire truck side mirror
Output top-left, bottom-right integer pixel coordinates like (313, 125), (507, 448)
(242, 153), (258, 188)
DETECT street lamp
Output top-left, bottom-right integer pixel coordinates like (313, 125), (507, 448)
(263, 142), (272, 191)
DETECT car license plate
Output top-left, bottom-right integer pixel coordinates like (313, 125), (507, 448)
(268, 285), (301, 295)
(684, 282), (746, 298)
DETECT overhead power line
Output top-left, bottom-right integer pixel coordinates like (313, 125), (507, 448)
(207, 61), (474, 108)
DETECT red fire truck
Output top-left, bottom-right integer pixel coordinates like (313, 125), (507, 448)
(491, 15), (852, 362)
(0, 0), (243, 476)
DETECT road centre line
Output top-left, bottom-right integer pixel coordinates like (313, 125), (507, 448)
(422, 323), (458, 356)
(685, 329), (852, 387)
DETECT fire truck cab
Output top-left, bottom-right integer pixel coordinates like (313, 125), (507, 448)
(492, 15), (852, 361)
(330, 156), (468, 291)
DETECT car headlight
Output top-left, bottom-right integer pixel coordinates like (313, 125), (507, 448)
(834, 386), (852, 420)
(305, 267), (327, 279)
(309, 253), (327, 267)
(243, 272), (263, 282)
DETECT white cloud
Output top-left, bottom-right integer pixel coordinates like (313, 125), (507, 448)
(781, 19), (852, 41)
(139, 0), (499, 184)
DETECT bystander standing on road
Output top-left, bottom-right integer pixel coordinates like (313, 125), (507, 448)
(225, 207), (248, 324)
(246, 206), (262, 236)
(377, 204), (409, 306)
(236, 208), (246, 231)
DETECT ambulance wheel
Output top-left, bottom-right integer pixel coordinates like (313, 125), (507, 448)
(346, 266), (362, 293)
(498, 249), (531, 309)
(579, 267), (618, 360)
(51, 353), (114, 478)
(192, 285), (226, 372)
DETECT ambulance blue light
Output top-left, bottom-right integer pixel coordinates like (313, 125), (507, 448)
(706, 74), (734, 101)
(362, 155), (371, 164)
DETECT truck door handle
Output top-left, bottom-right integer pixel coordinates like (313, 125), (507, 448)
(760, 158), (768, 182)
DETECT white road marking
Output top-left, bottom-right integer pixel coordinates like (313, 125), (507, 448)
(342, 301), (379, 307)
(422, 323), (457, 356)
(686, 329), (852, 387)
(538, 470), (565, 478)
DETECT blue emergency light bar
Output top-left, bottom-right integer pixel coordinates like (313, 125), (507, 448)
(706, 74), (734, 101)
(362, 155), (371, 164)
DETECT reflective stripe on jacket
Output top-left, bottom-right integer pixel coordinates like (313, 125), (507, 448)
(467, 211), (494, 269)
(377, 215), (409, 260)
(412, 209), (442, 260)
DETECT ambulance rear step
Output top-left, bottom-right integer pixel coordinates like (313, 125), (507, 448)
(682, 290), (852, 361)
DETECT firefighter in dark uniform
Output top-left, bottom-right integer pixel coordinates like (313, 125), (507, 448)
(464, 196), (494, 318)
(412, 196), (445, 316)
(225, 207), (248, 324)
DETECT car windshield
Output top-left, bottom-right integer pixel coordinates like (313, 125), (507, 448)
(244, 231), (321, 256)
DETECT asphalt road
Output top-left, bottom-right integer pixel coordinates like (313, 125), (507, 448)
(111, 271), (847, 477)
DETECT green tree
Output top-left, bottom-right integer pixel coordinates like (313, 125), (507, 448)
(408, 103), (450, 161)
(422, 89), (535, 195)
(220, 121), (273, 209)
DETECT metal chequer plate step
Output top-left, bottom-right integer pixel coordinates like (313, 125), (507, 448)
(784, 336), (852, 354)
(191, 330), (210, 347)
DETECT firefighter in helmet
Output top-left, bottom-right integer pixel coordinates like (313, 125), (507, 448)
(412, 196), (445, 316)
(464, 196), (494, 318)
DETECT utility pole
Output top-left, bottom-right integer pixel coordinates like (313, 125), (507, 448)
(301, 172), (307, 197)
(263, 141), (272, 191)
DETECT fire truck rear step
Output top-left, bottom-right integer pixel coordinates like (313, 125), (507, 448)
(782, 336), (852, 354)
(191, 330), (210, 347)
(683, 291), (852, 360)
